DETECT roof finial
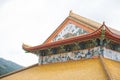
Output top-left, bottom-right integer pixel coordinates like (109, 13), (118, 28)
(103, 21), (105, 26)
(102, 21), (106, 30)
(69, 10), (73, 16)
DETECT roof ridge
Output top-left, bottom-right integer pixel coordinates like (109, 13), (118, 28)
(99, 56), (113, 80)
(69, 11), (102, 29)
(69, 11), (120, 35)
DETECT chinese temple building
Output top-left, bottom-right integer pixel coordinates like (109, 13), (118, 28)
(1, 11), (120, 80)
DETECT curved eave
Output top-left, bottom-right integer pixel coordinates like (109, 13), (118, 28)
(22, 44), (33, 52)
(22, 25), (103, 52)
(105, 26), (120, 42)
(22, 24), (120, 52)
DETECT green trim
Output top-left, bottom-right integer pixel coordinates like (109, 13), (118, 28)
(25, 51), (30, 53)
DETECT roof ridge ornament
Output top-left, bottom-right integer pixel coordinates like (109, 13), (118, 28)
(99, 22), (106, 56)
(69, 10), (73, 16)
(102, 21), (106, 30)
(101, 22), (106, 38)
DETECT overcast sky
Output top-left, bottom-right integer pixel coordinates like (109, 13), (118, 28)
(0, 0), (120, 67)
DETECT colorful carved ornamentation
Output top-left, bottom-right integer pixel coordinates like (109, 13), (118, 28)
(40, 47), (101, 64)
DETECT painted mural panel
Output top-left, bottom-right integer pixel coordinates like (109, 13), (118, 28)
(38, 47), (120, 64)
(40, 47), (101, 64)
(103, 48), (120, 61)
(52, 23), (88, 42)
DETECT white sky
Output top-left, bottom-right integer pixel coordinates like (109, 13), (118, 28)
(0, 0), (120, 67)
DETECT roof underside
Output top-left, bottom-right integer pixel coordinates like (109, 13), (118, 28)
(1, 57), (120, 80)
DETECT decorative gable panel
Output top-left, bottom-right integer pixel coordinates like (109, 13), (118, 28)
(52, 23), (88, 42)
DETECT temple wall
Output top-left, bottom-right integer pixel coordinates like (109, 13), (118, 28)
(38, 47), (120, 64)
(103, 48), (120, 61)
(39, 47), (101, 64)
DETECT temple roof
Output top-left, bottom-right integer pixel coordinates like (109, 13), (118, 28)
(43, 11), (101, 43)
(22, 23), (120, 52)
(1, 57), (120, 80)
(69, 11), (120, 35)
(22, 11), (120, 52)
(45, 11), (120, 42)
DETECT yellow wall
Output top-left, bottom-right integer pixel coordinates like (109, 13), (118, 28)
(104, 58), (120, 80)
(1, 58), (108, 80)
